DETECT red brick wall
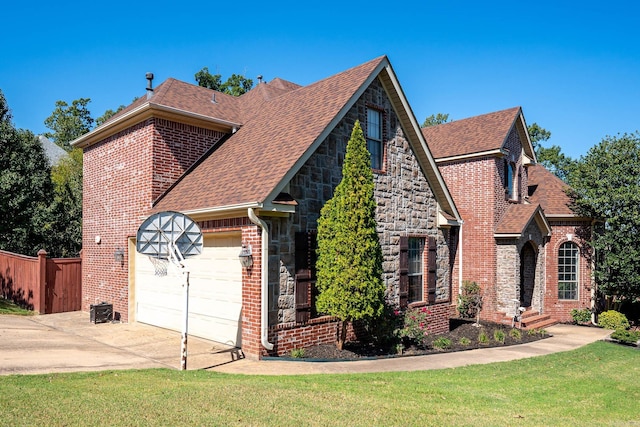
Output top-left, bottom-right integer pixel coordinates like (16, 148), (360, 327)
(543, 220), (593, 322)
(81, 118), (225, 321)
(265, 302), (454, 357)
(421, 302), (456, 334)
(267, 318), (339, 357)
(439, 157), (498, 318)
(151, 119), (225, 200)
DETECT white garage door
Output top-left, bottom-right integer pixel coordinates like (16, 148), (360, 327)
(135, 233), (243, 346)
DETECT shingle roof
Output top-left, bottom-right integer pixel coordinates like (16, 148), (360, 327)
(527, 164), (574, 216)
(154, 56), (387, 212)
(421, 107), (522, 159)
(38, 135), (68, 167)
(495, 203), (549, 236)
(101, 76), (302, 128)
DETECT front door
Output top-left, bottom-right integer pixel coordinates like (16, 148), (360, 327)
(519, 243), (537, 307)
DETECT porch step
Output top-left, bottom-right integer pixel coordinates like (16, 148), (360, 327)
(498, 309), (559, 330)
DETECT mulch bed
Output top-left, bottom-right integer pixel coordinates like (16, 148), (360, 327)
(293, 319), (552, 360)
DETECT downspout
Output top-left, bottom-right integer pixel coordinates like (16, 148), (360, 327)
(458, 220), (464, 295)
(248, 208), (274, 350)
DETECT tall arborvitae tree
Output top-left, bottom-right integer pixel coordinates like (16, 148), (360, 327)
(315, 120), (386, 349)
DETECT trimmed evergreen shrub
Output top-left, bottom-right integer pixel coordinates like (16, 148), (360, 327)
(598, 310), (630, 330)
(610, 329), (640, 345)
(570, 308), (592, 324)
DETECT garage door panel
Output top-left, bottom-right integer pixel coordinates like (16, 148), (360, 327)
(135, 233), (243, 346)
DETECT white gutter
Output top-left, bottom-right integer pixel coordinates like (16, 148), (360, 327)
(183, 202), (262, 217)
(435, 149), (504, 164)
(247, 208), (274, 350)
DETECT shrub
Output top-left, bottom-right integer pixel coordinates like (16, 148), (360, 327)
(290, 348), (305, 358)
(610, 329), (640, 345)
(459, 337), (471, 346)
(478, 330), (490, 345)
(432, 337), (452, 350)
(598, 310), (630, 330)
(509, 328), (522, 341)
(362, 304), (403, 349)
(493, 329), (506, 344)
(396, 306), (431, 348)
(458, 280), (482, 319)
(571, 308), (592, 324)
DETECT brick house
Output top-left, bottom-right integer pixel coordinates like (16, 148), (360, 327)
(73, 56), (462, 359)
(422, 107), (594, 326)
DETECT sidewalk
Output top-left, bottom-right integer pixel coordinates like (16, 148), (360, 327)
(0, 312), (612, 376)
(208, 323), (612, 375)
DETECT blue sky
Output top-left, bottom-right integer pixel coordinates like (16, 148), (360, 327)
(2, 1), (638, 159)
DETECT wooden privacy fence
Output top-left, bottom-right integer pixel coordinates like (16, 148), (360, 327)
(0, 249), (82, 314)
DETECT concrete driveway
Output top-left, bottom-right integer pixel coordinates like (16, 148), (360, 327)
(0, 312), (612, 376)
(0, 312), (241, 376)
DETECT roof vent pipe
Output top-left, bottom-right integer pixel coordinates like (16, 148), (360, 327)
(212, 93), (217, 104)
(257, 75), (263, 84)
(146, 72), (154, 99)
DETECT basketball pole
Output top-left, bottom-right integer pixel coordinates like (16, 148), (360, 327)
(169, 241), (190, 371)
(181, 269), (190, 371)
(136, 211), (203, 373)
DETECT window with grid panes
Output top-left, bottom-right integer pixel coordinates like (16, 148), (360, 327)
(366, 108), (383, 170)
(558, 241), (579, 300)
(408, 237), (425, 303)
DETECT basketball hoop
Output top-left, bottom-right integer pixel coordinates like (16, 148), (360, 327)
(136, 211), (203, 370)
(147, 255), (168, 277)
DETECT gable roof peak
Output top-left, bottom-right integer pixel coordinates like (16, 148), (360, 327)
(422, 106), (535, 160)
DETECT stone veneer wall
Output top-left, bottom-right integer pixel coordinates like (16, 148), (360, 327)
(263, 78), (452, 356)
(495, 219), (546, 316)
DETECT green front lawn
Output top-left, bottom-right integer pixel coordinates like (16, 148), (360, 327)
(0, 341), (638, 426)
(0, 298), (33, 315)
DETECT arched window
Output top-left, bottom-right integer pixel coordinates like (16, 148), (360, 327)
(558, 242), (579, 300)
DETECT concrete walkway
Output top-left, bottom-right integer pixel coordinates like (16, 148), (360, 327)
(0, 312), (612, 376)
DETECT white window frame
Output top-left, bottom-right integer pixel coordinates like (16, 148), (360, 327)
(366, 108), (383, 170)
(408, 237), (425, 303)
(558, 241), (579, 300)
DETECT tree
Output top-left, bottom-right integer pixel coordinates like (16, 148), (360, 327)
(46, 147), (83, 257)
(0, 90), (54, 255)
(315, 121), (386, 349)
(220, 74), (254, 96)
(527, 122), (552, 149)
(568, 132), (640, 304)
(536, 145), (577, 182)
(195, 67), (223, 91)
(44, 98), (94, 150)
(194, 68), (254, 96)
(95, 104), (126, 127)
(422, 113), (450, 127)
(527, 122), (576, 182)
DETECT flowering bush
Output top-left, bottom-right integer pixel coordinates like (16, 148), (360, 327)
(395, 306), (431, 348)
